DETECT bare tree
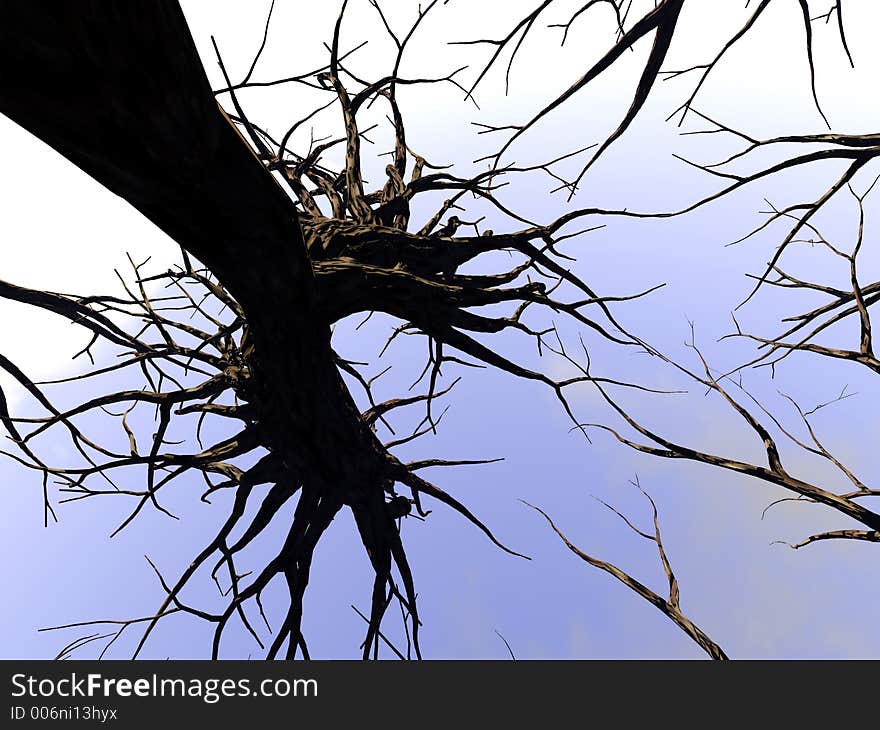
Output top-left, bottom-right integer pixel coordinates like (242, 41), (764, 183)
(0, 0), (876, 659)
(485, 0), (880, 657)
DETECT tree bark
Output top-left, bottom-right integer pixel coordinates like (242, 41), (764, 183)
(0, 0), (389, 505)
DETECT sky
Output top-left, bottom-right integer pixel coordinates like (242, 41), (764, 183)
(1, 0), (880, 659)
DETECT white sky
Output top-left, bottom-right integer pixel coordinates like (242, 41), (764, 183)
(2, 1), (880, 658)
(4, 0), (878, 382)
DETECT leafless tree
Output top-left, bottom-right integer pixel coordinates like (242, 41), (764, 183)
(0, 0), (876, 659)
(478, 0), (880, 658)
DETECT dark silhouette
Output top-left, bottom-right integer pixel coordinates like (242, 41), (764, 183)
(0, 0), (875, 659)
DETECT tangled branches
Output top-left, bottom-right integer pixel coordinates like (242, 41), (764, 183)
(2, 0), (879, 662)
(0, 0), (669, 659)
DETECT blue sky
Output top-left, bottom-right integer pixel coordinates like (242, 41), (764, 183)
(1, 0), (879, 659)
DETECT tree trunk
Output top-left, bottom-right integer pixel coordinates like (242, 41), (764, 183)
(0, 0), (390, 498)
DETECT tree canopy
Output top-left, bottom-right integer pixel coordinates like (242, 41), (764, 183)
(0, 0), (877, 659)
